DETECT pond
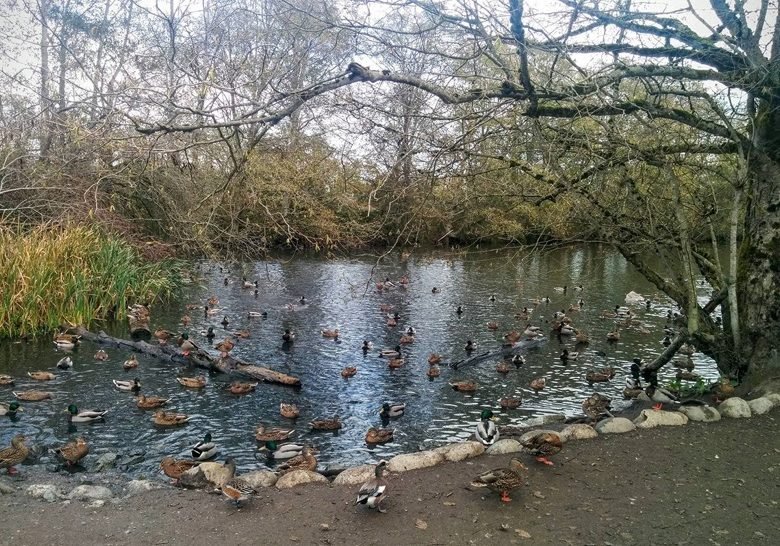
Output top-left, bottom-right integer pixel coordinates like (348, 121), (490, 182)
(0, 245), (719, 477)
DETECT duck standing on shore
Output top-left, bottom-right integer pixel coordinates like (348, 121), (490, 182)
(355, 460), (389, 513)
(475, 408), (499, 446)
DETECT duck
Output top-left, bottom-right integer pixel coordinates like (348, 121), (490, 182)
(456, 305), (464, 315)
(13, 390), (52, 401)
(489, 294), (497, 302)
(27, 371), (55, 381)
(53, 437), (89, 466)
(398, 334), (415, 344)
(470, 458), (527, 503)
(220, 316), (230, 327)
(178, 333), (198, 356)
(0, 375), (14, 386)
(53, 337), (77, 350)
(280, 402), (300, 419)
(310, 417), (343, 431)
(431, 287), (440, 294)
(136, 395), (170, 410)
(639, 380), (680, 410)
(341, 366), (357, 378)
(427, 353), (442, 366)
(582, 392), (613, 420)
(94, 349), (109, 361)
(495, 360), (512, 374)
(475, 409), (499, 446)
(255, 425), (294, 443)
(500, 396), (522, 409)
(520, 431), (563, 466)
(152, 410), (191, 426)
(1, 402), (22, 417)
(379, 403), (405, 419)
(113, 378), (141, 392)
(214, 337), (235, 355)
(487, 321), (499, 330)
(606, 326), (621, 341)
(676, 370), (701, 381)
(154, 329), (176, 344)
(559, 324), (576, 336)
(623, 363), (643, 399)
(228, 382), (258, 395)
(321, 328), (340, 338)
(673, 357), (695, 371)
(523, 324), (544, 339)
(56, 356), (73, 369)
(0, 435), (29, 475)
(365, 427), (394, 445)
(242, 278), (256, 289)
(711, 377), (736, 403)
(503, 330), (522, 345)
(427, 366), (441, 378)
(177, 375), (206, 389)
(679, 343), (696, 356)
(191, 432), (218, 460)
(258, 441), (305, 460)
(203, 326), (216, 340)
(207, 295), (219, 306)
(464, 340), (476, 352)
(585, 368), (615, 384)
(529, 377), (546, 392)
(379, 345), (402, 358)
(511, 355), (525, 367)
(662, 335), (672, 347)
(65, 404), (107, 423)
(387, 357), (404, 369)
(450, 380), (477, 392)
(180, 314), (192, 326)
(560, 349), (578, 363)
(276, 446), (318, 474)
(123, 354), (139, 370)
(575, 330), (590, 344)
(160, 457), (198, 483)
(221, 458), (257, 506)
(362, 340), (373, 353)
(248, 311), (267, 318)
(282, 329), (295, 343)
(354, 460), (389, 513)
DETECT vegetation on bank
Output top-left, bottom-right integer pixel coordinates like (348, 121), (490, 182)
(0, 225), (183, 338)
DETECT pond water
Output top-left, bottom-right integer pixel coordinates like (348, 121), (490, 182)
(0, 245), (719, 477)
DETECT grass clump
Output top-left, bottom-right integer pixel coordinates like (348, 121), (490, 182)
(0, 224), (183, 338)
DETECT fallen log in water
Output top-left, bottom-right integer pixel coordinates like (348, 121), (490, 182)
(70, 326), (301, 387)
(450, 337), (547, 370)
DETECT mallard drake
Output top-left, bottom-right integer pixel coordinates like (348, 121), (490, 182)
(606, 326), (621, 341)
(355, 460), (389, 513)
(475, 409), (499, 446)
(560, 349), (578, 363)
(487, 321), (499, 331)
(362, 340), (373, 352)
(221, 458), (257, 506)
(220, 316), (230, 327)
(427, 366), (441, 378)
(160, 456), (198, 483)
(1, 402), (22, 417)
(177, 376), (206, 389)
(586, 368), (615, 383)
(341, 366), (357, 378)
(277, 446), (318, 474)
(321, 328), (340, 338)
(153, 410), (191, 426)
(464, 340), (476, 352)
(280, 402), (300, 419)
(380, 403), (406, 419)
(53, 337), (77, 349)
(27, 371), (55, 381)
(582, 392), (613, 420)
(154, 329), (176, 344)
(56, 356), (73, 369)
(0, 374), (14, 386)
(310, 417), (342, 431)
(255, 425), (295, 443)
(123, 354), (139, 370)
(282, 329), (295, 343)
(203, 326), (216, 340)
(0, 435), (29, 475)
(623, 364), (643, 399)
(427, 353), (442, 365)
(53, 437), (89, 466)
(379, 345), (402, 358)
(93, 349), (109, 361)
(65, 404), (107, 423)
(136, 395), (170, 410)
(191, 432), (218, 460)
(14, 390), (52, 401)
(520, 431), (563, 466)
(229, 382), (258, 395)
(54, 332), (81, 346)
(470, 458), (527, 503)
(365, 427), (394, 445)
(500, 396), (522, 409)
(559, 324), (576, 336)
(529, 377), (546, 392)
(214, 337), (235, 355)
(258, 441), (305, 460)
(387, 357), (404, 369)
(450, 380), (477, 392)
(113, 378), (141, 392)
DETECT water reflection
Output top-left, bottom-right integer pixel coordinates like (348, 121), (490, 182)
(0, 246), (719, 476)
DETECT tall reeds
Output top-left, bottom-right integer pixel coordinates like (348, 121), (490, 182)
(0, 225), (183, 338)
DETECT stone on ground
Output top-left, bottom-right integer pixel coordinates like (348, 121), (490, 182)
(747, 397), (774, 416)
(718, 397), (751, 418)
(766, 393), (780, 407)
(519, 429), (563, 445)
(26, 484), (63, 502)
(125, 480), (159, 496)
(241, 470), (278, 489)
(594, 417), (636, 434)
(68, 485), (113, 501)
(332, 465), (376, 486)
(433, 442), (485, 462)
(679, 405), (721, 422)
(485, 439), (522, 455)
(634, 409), (688, 428)
(388, 450), (444, 471)
(180, 461), (232, 489)
(275, 470), (328, 489)
(559, 424), (598, 442)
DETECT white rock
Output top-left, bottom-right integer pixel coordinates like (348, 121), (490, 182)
(332, 465), (376, 486)
(125, 480), (158, 496)
(634, 409), (688, 428)
(0, 481), (15, 495)
(625, 291), (645, 304)
(68, 485), (113, 501)
(388, 450), (444, 472)
(523, 414), (566, 427)
(433, 441), (485, 462)
(679, 405), (721, 422)
(241, 470), (278, 489)
(766, 393), (780, 407)
(559, 424), (598, 442)
(518, 429), (563, 445)
(88, 500), (105, 509)
(26, 484), (64, 502)
(485, 439), (522, 455)
(275, 470), (328, 489)
(747, 397), (774, 415)
(594, 417), (636, 434)
(180, 461), (232, 489)
(718, 397), (752, 418)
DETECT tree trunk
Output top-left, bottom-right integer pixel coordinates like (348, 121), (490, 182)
(39, 0), (51, 157)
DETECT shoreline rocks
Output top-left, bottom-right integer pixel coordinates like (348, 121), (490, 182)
(594, 417), (636, 434)
(718, 397), (752, 418)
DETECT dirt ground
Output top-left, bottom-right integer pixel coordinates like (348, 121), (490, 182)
(1, 412), (778, 546)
